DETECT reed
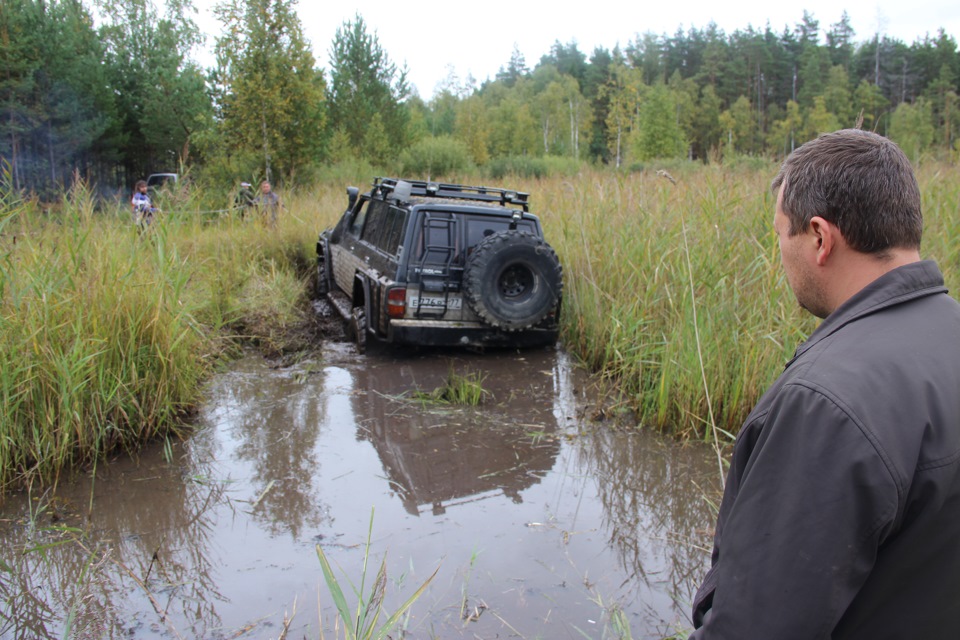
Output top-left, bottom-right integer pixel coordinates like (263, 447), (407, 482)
(524, 162), (959, 438)
(316, 508), (438, 640)
(0, 177), (341, 489)
(2, 163), (957, 488)
(412, 369), (489, 406)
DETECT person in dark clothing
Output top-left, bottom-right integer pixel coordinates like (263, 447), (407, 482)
(235, 182), (255, 219)
(691, 129), (960, 639)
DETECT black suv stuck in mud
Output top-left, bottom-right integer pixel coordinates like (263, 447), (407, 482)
(316, 178), (563, 352)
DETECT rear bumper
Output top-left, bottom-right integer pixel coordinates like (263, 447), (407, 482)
(387, 319), (558, 348)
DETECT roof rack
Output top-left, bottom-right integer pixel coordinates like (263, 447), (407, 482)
(373, 177), (529, 212)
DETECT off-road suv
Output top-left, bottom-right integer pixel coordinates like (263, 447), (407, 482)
(316, 178), (563, 352)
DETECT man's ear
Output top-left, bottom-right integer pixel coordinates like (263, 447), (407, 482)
(809, 216), (838, 266)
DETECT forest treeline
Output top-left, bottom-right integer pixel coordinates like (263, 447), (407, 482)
(2, 0), (958, 195)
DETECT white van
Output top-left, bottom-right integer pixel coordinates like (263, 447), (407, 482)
(146, 173), (178, 191)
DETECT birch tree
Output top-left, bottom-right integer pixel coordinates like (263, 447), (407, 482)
(213, 0), (325, 181)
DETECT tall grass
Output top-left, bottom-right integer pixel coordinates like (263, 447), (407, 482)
(2, 163), (957, 488)
(0, 176), (339, 489)
(529, 162), (960, 438)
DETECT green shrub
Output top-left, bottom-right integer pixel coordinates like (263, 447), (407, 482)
(485, 155), (585, 179)
(486, 155), (549, 179)
(399, 135), (474, 178)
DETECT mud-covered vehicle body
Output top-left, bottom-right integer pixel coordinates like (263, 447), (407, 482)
(316, 178), (563, 352)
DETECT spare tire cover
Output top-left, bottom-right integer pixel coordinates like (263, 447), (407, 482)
(462, 230), (563, 331)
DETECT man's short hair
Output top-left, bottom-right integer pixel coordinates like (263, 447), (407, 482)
(771, 129), (923, 253)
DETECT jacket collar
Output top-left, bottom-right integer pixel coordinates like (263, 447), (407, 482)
(789, 260), (947, 364)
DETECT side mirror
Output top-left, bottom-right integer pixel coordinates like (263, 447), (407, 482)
(346, 186), (359, 212)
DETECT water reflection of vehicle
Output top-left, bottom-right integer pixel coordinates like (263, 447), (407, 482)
(362, 411), (560, 516)
(349, 349), (565, 516)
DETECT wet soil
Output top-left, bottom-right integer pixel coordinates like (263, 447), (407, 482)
(0, 335), (721, 639)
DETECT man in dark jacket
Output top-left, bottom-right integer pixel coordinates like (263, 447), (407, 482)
(691, 129), (960, 639)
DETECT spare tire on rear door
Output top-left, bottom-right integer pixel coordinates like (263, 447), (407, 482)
(463, 230), (562, 331)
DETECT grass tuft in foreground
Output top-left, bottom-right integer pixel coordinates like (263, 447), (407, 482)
(316, 508), (438, 640)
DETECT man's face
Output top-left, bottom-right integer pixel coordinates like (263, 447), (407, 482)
(261, 182), (271, 194)
(774, 185), (829, 319)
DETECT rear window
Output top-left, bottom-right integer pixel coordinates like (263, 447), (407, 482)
(465, 218), (537, 250)
(417, 214), (459, 265)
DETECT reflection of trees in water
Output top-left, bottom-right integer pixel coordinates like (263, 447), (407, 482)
(0, 471), (230, 639)
(208, 365), (332, 537)
(577, 428), (717, 611)
(0, 358), (335, 638)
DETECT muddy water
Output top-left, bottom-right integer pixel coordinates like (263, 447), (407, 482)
(0, 342), (721, 639)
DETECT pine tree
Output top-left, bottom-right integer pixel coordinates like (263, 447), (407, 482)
(1, 0), (119, 192)
(495, 45), (529, 88)
(826, 11), (856, 69)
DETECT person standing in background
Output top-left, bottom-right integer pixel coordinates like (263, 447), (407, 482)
(254, 180), (281, 227)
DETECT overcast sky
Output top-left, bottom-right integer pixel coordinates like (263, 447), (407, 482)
(188, 0), (960, 98)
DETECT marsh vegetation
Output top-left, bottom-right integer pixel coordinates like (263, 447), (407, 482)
(1, 162), (957, 488)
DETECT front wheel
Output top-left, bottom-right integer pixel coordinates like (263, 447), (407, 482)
(315, 254), (330, 297)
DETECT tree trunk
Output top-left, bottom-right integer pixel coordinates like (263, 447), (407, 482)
(261, 111), (271, 181)
(48, 123), (57, 187)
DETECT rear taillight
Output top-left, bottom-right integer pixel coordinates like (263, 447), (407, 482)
(387, 288), (406, 319)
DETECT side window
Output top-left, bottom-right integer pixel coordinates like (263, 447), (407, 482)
(349, 200), (369, 237)
(361, 199), (386, 245)
(359, 200), (407, 256)
(377, 206), (408, 256)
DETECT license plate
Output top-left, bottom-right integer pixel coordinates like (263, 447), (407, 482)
(409, 295), (462, 309)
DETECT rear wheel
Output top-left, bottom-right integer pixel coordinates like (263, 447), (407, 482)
(350, 307), (367, 354)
